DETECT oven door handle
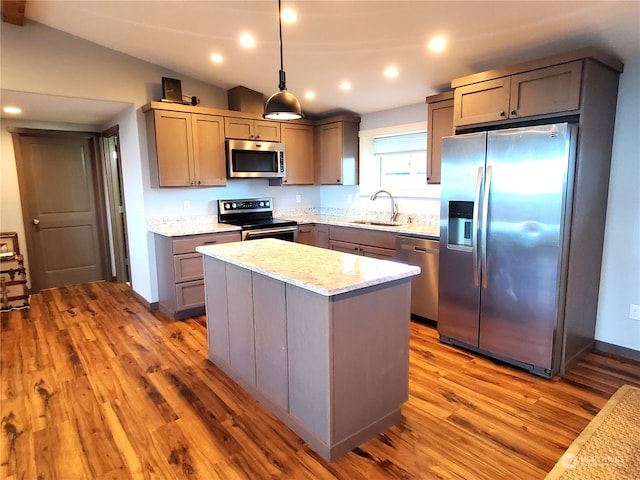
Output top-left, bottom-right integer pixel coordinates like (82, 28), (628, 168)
(243, 226), (298, 240)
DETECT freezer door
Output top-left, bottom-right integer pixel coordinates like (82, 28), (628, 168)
(438, 131), (486, 346)
(479, 124), (572, 369)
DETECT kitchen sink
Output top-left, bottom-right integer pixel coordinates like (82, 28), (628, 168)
(350, 220), (404, 227)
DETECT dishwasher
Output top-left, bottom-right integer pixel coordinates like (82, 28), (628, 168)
(395, 236), (439, 322)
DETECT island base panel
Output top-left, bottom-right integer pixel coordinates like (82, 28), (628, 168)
(203, 255), (412, 461)
(208, 355), (403, 461)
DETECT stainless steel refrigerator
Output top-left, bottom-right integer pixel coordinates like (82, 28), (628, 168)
(438, 123), (584, 378)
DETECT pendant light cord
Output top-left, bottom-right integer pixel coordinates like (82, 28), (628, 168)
(278, 0), (286, 90)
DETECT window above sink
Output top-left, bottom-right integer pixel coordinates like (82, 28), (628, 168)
(359, 122), (440, 199)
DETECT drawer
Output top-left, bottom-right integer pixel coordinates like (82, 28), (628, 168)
(175, 280), (205, 310)
(329, 226), (396, 250)
(174, 253), (204, 282)
(172, 232), (240, 255)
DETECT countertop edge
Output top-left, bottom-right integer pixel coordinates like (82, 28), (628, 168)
(284, 215), (440, 239)
(146, 215), (439, 239)
(149, 224), (242, 237)
(197, 241), (420, 297)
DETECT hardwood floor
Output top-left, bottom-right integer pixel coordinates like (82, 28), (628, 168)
(1, 282), (639, 479)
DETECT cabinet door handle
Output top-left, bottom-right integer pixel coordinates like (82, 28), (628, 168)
(499, 111), (506, 117)
(511, 110), (517, 116)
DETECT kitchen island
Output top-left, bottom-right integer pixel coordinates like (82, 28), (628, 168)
(197, 238), (420, 461)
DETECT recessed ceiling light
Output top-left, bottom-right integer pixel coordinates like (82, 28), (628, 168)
(3, 106), (22, 115)
(384, 66), (399, 78)
(240, 33), (255, 48)
(210, 53), (223, 63)
(305, 91), (315, 100)
(429, 36), (447, 52)
(340, 81), (351, 91)
(281, 7), (297, 23)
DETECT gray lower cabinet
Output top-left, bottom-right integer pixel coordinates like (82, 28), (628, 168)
(154, 231), (240, 319)
(297, 223), (330, 249)
(328, 225), (396, 259)
(203, 255), (411, 461)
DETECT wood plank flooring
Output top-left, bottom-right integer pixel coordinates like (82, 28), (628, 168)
(1, 281), (639, 479)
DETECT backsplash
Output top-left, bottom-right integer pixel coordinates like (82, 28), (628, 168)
(147, 208), (440, 229)
(274, 207), (439, 225)
(147, 215), (219, 232)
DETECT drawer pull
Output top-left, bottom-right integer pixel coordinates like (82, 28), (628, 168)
(203, 241), (218, 245)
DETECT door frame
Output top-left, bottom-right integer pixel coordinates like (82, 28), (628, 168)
(101, 125), (130, 283)
(10, 127), (112, 292)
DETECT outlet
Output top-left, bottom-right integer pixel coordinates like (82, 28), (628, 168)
(630, 303), (640, 321)
(295, 194), (301, 204)
(183, 200), (191, 210)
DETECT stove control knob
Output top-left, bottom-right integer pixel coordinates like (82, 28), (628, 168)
(265, 201), (270, 207)
(259, 201), (265, 207)
(224, 203), (231, 209)
(232, 203), (237, 208)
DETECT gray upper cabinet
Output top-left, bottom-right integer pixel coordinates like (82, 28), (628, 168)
(316, 116), (360, 185)
(509, 61), (582, 118)
(224, 116), (281, 141)
(281, 122), (315, 185)
(146, 109), (227, 187)
(426, 91), (454, 185)
(453, 61), (583, 128)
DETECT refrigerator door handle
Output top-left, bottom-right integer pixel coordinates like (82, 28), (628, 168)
(472, 166), (483, 287)
(481, 165), (492, 289)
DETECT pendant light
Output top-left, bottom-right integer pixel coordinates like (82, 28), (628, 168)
(264, 0), (303, 119)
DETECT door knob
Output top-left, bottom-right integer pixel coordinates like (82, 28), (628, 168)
(33, 218), (40, 225)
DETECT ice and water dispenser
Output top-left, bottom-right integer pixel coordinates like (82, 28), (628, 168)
(448, 201), (473, 248)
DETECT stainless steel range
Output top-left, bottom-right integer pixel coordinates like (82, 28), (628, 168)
(217, 197), (298, 242)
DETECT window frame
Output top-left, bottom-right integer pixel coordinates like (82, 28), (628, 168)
(359, 122), (440, 199)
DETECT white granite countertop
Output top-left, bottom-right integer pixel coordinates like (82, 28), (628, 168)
(148, 216), (241, 237)
(147, 214), (439, 239)
(287, 215), (440, 239)
(197, 238), (420, 296)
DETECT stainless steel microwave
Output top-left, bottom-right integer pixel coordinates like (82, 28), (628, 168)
(226, 139), (286, 178)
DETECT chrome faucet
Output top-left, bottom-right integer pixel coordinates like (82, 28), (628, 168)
(370, 189), (398, 222)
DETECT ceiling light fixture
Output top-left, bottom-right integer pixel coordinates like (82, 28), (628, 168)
(264, 0), (303, 120)
(429, 36), (447, 52)
(281, 7), (297, 23)
(3, 106), (22, 114)
(240, 33), (255, 48)
(210, 53), (223, 63)
(305, 91), (315, 100)
(384, 66), (399, 78)
(340, 81), (351, 91)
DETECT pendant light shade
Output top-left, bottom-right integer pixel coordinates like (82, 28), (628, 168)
(264, 0), (303, 120)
